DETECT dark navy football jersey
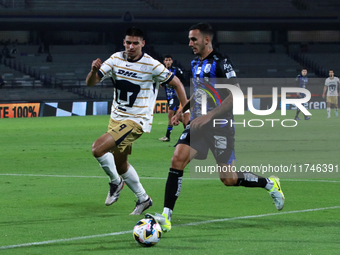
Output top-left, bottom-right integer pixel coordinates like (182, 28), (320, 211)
(296, 74), (308, 89)
(164, 66), (185, 101)
(190, 50), (237, 121)
(296, 74), (308, 97)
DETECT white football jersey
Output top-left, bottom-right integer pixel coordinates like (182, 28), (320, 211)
(325, 77), (339, 97)
(99, 51), (173, 132)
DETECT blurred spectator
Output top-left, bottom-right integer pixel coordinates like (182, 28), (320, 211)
(1, 45), (10, 58)
(0, 75), (5, 88)
(38, 43), (43, 54)
(46, 53), (53, 62)
(123, 11), (133, 22)
(10, 46), (18, 55)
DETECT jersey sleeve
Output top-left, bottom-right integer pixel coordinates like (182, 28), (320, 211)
(99, 55), (115, 81)
(152, 62), (174, 84)
(217, 55), (237, 79)
(175, 67), (186, 84)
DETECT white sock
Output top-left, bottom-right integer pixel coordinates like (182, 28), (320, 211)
(335, 108), (338, 116)
(327, 108), (331, 117)
(265, 178), (274, 191)
(162, 207), (173, 222)
(96, 152), (120, 185)
(121, 164), (148, 202)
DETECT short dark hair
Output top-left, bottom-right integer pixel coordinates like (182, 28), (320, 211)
(302, 68), (307, 71)
(189, 22), (214, 40)
(164, 54), (173, 59)
(125, 26), (144, 39)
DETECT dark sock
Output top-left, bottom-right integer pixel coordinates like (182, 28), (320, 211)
(296, 109), (301, 118)
(236, 172), (267, 188)
(164, 168), (183, 210)
(166, 125), (173, 138)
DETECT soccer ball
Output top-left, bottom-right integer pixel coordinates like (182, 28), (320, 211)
(133, 218), (162, 247)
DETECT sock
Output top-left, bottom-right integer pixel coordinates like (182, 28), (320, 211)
(164, 168), (183, 211)
(121, 164), (148, 202)
(295, 109), (300, 118)
(162, 207), (173, 222)
(264, 178), (274, 191)
(327, 108), (331, 117)
(96, 152), (120, 185)
(236, 172), (268, 188)
(166, 125), (173, 139)
(335, 108), (338, 116)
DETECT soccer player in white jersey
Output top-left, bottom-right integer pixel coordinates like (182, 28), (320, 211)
(86, 27), (187, 215)
(322, 70), (339, 118)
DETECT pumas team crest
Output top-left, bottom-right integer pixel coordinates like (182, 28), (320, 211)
(140, 65), (148, 72)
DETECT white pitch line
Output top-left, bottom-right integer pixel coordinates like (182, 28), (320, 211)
(0, 230), (132, 250)
(0, 173), (339, 182)
(176, 205), (340, 227)
(0, 206), (339, 250)
(0, 173), (166, 179)
(284, 179), (340, 183)
(0, 173), (108, 178)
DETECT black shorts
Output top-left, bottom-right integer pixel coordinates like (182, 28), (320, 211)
(168, 97), (180, 111)
(176, 120), (236, 164)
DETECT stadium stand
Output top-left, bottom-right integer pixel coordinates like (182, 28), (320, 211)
(0, 0), (338, 102)
(25, 0), (150, 12)
(303, 53), (340, 73)
(2, 0), (338, 18)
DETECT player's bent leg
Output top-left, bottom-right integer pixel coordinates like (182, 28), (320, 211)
(113, 150), (152, 215)
(113, 149), (129, 175)
(92, 132), (116, 158)
(217, 159), (285, 210)
(295, 109), (301, 120)
(218, 161), (238, 186)
(146, 145), (196, 232)
(168, 109), (175, 125)
(151, 145), (196, 232)
(105, 176), (125, 206)
(159, 110), (176, 142)
(92, 133), (123, 205)
(170, 143), (195, 170)
(234, 171), (285, 210)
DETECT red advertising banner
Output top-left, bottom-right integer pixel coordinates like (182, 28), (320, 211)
(0, 103), (40, 118)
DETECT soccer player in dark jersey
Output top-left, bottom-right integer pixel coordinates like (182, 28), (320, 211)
(159, 55), (189, 142)
(146, 23), (285, 232)
(295, 68), (310, 120)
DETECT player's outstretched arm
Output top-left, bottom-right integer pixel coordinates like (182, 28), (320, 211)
(168, 75), (188, 108)
(86, 58), (102, 87)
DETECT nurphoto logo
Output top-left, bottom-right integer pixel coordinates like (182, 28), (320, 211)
(200, 84), (312, 127)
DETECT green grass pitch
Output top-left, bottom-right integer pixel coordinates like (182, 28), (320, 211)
(0, 110), (339, 255)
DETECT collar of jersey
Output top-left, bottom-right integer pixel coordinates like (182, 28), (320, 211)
(127, 52), (144, 63)
(197, 49), (217, 62)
